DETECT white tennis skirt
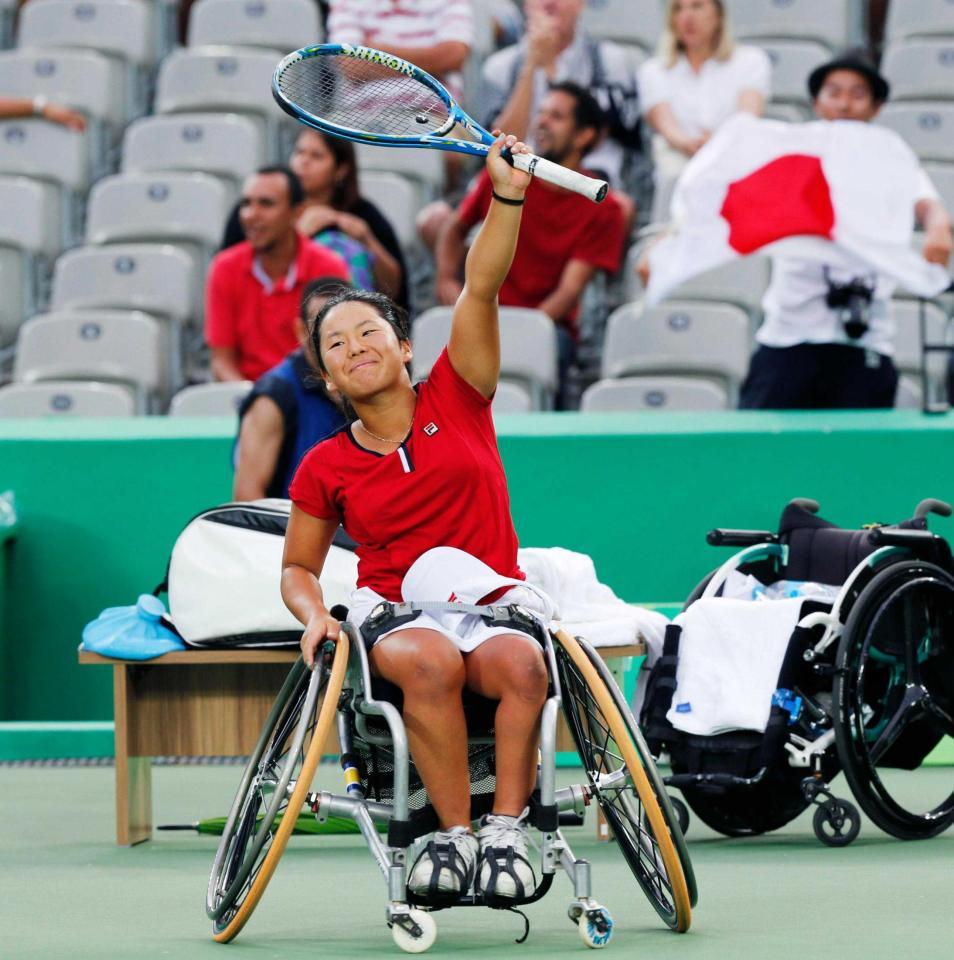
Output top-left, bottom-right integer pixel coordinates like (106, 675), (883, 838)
(347, 585), (550, 653)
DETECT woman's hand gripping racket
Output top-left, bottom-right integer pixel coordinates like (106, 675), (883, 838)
(272, 43), (609, 203)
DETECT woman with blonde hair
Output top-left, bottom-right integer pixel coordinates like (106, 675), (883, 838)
(639, 0), (771, 215)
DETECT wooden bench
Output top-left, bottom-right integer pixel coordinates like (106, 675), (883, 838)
(79, 642), (645, 845)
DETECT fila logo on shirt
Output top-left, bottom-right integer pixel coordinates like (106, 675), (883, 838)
(423, 422), (439, 436)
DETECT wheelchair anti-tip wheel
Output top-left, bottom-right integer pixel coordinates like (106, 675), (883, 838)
(206, 638), (349, 943)
(834, 561), (954, 840)
(554, 630), (696, 933)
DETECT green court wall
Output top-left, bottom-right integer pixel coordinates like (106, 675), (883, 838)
(2, 411), (954, 753)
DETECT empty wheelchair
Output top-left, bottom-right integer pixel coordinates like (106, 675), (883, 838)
(206, 605), (697, 951)
(641, 497), (954, 847)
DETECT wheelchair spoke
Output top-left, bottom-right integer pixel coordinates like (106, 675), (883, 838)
(864, 684), (927, 765)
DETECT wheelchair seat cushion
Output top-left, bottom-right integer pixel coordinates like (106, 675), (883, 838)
(778, 503), (878, 586)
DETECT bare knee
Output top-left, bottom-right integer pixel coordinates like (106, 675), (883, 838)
(374, 632), (466, 700)
(498, 644), (549, 707)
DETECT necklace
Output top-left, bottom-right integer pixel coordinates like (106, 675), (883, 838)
(358, 420), (412, 444)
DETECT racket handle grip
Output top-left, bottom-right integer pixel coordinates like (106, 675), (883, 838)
(510, 152), (608, 203)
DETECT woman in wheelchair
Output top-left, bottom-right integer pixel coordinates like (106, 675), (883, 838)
(280, 133), (549, 904)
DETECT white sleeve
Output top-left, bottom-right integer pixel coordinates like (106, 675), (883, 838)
(326, 0), (363, 45)
(736, 45), (772, 99)
(438, 0), (474, 45)
(916, 166), (941, 204)
(637, 58), (668, 113)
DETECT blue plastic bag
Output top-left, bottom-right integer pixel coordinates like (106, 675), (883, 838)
(81, 594), (186, 660)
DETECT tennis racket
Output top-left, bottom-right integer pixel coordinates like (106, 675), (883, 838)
(272, 43), (609, 204)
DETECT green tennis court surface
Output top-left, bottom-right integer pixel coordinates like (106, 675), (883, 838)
(2, 762), (952, 959)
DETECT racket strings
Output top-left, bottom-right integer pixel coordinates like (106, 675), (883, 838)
(277, 55), (452, 138)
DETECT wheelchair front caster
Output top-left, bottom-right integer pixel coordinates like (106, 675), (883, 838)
(389, 907), (437, 953)
(813, 799), (861, 847)
(569, 900), (614, 949)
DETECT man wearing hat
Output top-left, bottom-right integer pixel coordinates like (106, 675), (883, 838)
(739, 53), (953, 410)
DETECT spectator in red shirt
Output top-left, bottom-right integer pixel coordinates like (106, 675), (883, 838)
(435, 83), (627, 405)
(205, 166), (351, 381)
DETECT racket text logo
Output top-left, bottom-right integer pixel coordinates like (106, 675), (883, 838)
(340, 43), (415, 78)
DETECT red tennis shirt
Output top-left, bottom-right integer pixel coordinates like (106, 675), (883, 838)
(205, 234), (350, 380)
(289, 349), (526, 601)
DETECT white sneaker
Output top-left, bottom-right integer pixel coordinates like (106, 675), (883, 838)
(477, 808), (537, 901)
(407, 826), (479, 900)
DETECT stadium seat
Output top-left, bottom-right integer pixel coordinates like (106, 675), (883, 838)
(187, 0), (322, 52)
(412, 306), (558, 409)
(14, 309), (167, 411)
(923, 161), (954, 212)
(0, 246), (25, 346)
(0, 380), (136, 417)
(491, 380), (533, 415)
(623, 244), (771, 318)
(121, 113), (265, 198)
(155, 47), (290, 161)
(17, 0), (156, 118)
(51, 243), (198, 328)
(357, 172), (420, 248)
(0, 175), (63, 334)
(731, 0), (862, 51)
(892, 299), (950, 378)
(0, 0), (14, 48)
(882, 40), (954, 101)
(894, 374), (923, 409)
(580, 375), (730, 412)
(0, 47), (124, 171)
(581, 0), (664, 52)
(763, 101), (811, 123)
(758, 39), (830, 106)
(355, 144), (444, 203)
(877, 102), (954, 163)
(886, 0), (954, 43)
(0, 119), (90, 246)
(168, 380), (251, 416)
(601, 300), (751, 396)
(85, 172), (231, 270)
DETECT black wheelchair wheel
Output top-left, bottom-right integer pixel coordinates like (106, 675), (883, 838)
(834, 561), (954, 839)
(207, 639), (349, 942)
(812, 799), (861, 847)
(555, 631), (696, 931)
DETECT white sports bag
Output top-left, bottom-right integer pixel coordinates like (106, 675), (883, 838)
(157, 499), (357, 647)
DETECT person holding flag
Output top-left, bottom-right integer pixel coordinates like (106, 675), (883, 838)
(641, 53), (953, 410)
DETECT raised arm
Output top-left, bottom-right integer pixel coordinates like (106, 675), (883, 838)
(446, 134), (532, 398)
(281, 506), (341, 668)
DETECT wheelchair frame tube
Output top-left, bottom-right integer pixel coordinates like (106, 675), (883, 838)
(702, 543), (786, 599)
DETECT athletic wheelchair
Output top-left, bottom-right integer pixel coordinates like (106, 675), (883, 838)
(641, 497), (954, 847)
(206, 604), (697, 951)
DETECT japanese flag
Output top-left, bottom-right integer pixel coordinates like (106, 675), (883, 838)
(646, 114), (951, 305)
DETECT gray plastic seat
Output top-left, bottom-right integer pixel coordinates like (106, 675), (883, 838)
(602, 300), (752, 394)
(0, 380), (136, 417)
(355, 144), (444, 202)
(882, 40), (954, 101)
(412, 306), (558, 409)
(187, 0), (322, 51)
(155, 46), (289, 160)
(357, 172), (419, 248)
(85, 172), (231, 269)
(580, 376), (730, 412)
(0, 0), (14, 48)
(0, 246), (25, 346)
(121, 113), (265, 198)
(491, 380), (533, 415)
(877, 102), (954, 162)
(922, 162), (954, 213)
(730, 0), (861, 51)
(14, 309), (166, 411)
(759, 39), (830, 106)
(580, 0), (663, 52)
(894, 375), (923, 410)
(892, 299), (951, 377)
(763, 101), (812, 123)
(168, 380), (252, 415)
(886, 0), (954, 42)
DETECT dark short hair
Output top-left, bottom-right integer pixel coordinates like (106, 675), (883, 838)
(547, 81), (606, 135)
(253, 164), (305, 206)
(299, 276), (354, 324)
(310, 288), (410, 374)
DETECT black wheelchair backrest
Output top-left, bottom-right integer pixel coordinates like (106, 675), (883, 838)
(778, 503), (879, 586)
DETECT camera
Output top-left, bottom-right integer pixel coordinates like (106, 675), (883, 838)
(824, 269), (876, 339)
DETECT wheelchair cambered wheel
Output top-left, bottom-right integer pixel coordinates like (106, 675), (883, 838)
(555, 630), (695, 932)
(834, 561), (954, 840)
(206, 638), (349, 942)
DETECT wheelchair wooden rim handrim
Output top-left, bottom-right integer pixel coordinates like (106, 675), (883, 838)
(553, 628), (693, 933)
(212, 634), (350, 943)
